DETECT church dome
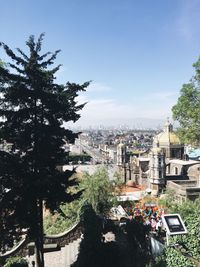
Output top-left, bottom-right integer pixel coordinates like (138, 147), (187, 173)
(153, 119), (181, 146)
(156, 132), (181, 145)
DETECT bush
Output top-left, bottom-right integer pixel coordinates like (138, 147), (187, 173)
(154, 197), (200, 266)
(4, 257), (28, 267)
(154, 247), (195, 267)
(165, 247), (195, 267)
(170, 197), (200, 261)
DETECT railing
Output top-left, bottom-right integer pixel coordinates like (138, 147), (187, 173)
(44, 222), (82, 247)
(0, 237), (30, 265)
(0, 222), (82, 265)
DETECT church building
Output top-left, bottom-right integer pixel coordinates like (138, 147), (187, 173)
(117, 119), (200, 199)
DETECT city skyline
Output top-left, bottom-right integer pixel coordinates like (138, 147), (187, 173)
(1, 0), (200, 127)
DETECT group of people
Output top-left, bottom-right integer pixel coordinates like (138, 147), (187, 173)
(126, 204), (165, 235)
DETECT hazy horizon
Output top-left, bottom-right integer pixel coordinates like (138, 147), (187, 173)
(1, 1), (200, 127)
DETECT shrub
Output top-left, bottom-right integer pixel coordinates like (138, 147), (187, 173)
(4, 257), (28, 267)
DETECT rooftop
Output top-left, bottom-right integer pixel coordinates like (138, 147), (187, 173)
(169, 159), (199, 165)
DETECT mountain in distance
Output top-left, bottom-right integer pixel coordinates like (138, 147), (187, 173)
(65, 117), (167, 130)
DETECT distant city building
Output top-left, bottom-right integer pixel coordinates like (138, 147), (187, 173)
(68, 120), (200, 202)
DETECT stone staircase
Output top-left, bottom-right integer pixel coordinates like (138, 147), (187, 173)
(43, 238), (81, 267)
(60, 238), (81, 267)
(27, 238), (81, 267)
(0, 222), (82, 267)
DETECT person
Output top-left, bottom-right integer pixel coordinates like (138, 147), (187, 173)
(150, 216), (157, 232)
(144, 218), (150, 226)
(156, 217), (162, 235)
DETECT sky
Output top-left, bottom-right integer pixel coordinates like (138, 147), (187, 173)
(1, 0), (200, 129)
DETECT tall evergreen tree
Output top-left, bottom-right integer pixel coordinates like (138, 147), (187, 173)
(0, 59), (5, 85)
(0, 34), (89, 267)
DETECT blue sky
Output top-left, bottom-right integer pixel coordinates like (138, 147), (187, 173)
(1, 0), (200, 128)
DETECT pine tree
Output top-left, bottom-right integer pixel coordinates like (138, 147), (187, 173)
(0, 34), (89, 267)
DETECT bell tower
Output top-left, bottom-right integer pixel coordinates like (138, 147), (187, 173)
(149, 138), (165, 195)
(117, 141), (126, 166)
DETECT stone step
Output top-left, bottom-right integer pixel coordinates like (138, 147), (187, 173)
(27, 238), (81, 267)
(61, 238), (81, 267)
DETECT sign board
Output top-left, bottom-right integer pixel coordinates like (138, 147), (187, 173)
(162, 214), (187, 236)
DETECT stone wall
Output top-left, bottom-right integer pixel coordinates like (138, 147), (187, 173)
(0, 222), (82, 266)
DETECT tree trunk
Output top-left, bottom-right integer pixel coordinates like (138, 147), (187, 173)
(35, 198), (44, 267)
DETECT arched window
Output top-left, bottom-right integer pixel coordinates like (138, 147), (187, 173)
(175, 167), (178, 175)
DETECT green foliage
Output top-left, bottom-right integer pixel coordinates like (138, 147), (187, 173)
(166, 247), (195, 267)
(153, 253), (167, 267)
(0, 34), (89, 266)
(4, 257), (28, 267)
(80, 168), (117, 215)
(43, 167), (126, 235)
(154, 245), (196, 267)
(0, 59), (4, 68)
(172, 56), (200, 145)
(0, 59), (5, 85)
(68, 153), (92, 164)
(170, 198), (200, 261)
(158, 188), (177, 211)
(44, 200), (81, 234)
(44, 167), (118, 234)
(43, 212), (74, 235)
(155, 197), (200, 266)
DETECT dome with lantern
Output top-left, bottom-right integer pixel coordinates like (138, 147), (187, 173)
(152, 119), (184, 160)
(153, 119), (181, 147)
